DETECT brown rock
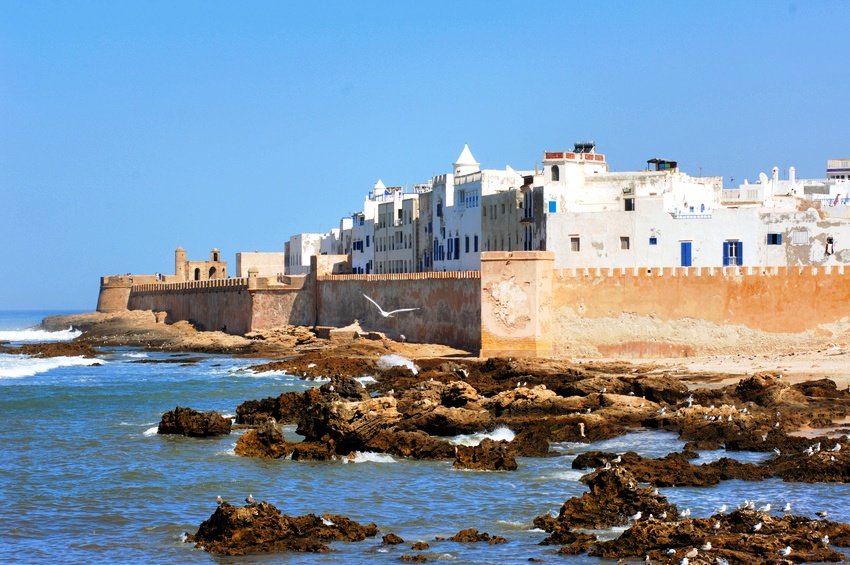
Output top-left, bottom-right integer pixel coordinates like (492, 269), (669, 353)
(454, 439), (518, 471)
(185, 501), (378, 555)
(157, 406), (231, 437)
(234, 420), (293, 459)
(382, 533), (404, 545)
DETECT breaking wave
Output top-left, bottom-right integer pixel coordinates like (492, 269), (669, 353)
(0, 354), (101, 379)
(0, 326), (81, 343)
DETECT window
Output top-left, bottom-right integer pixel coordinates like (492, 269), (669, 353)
(723, 240), (743, 266)
(570, 236), (580, 252)
(649, 237), (658, 246)
(548, 201), (557, 214)
(791, 230), (808, 245)
(454, 237), (460, 260)
(767, 233), (782, 245)
(551, 165), (560, 181)
(474, 235), (478, 252)
(437, 202), (442, 217)
(366, 236), (370, 247)
(625, 198), (635, 211)
(501, 203), (506, 215)
(465, 236), (469, 253)
(620, 236), (630, 250)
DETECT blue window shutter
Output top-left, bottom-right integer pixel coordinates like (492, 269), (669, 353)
(548, 201), (557, 213)
(722, 241), (730, 266)
(737, 241), (743, 266)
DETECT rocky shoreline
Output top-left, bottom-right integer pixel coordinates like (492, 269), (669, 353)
(26, 311), (850, 561)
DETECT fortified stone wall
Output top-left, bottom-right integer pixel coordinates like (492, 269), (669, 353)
(128, 279), (253, 335)
(552, 265), (850, 334)
(316, 272), (481, 350)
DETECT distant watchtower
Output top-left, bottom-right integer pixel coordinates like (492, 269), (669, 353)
(175, 247), (187, 281)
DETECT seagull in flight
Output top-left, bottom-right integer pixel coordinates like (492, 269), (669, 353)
(362, 293), (420, 317)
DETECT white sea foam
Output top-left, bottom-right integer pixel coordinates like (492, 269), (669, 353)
(123, 352), (148, 359)
(142, 426), (159, 436)
(343, 452), (397, 464)
(449, 426), (515, 446)
(355, 375), (377, 385)
(377, 354), (418, 375)
(0, 326), (81, 343)
(0, 354), (101, 379)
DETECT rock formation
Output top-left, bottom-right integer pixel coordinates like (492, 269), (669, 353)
(157, 406), (231, 437)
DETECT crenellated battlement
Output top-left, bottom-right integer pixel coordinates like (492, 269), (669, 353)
(555, 265), (850, 278)
(132, 278), (249, 293)
(317, 271), (480, 282)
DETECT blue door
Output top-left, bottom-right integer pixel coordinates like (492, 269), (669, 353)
(680, 241), (692, 267)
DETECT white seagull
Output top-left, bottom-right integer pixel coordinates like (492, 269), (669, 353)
(777, 546), (791, 557)
(362, 293), (419, 317)
(751, 522), (762, 532)
(245, 493), (254, 504)
(822, 534), (829, 545)
(783, 502), (792, 513)
(629, 511), (642, 521)
(216, 495), (223, 505)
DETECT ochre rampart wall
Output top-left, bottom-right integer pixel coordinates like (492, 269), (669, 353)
(552, 265), (850, 334)
(316, 272), (481, 350)
(128, 280), (253, 335)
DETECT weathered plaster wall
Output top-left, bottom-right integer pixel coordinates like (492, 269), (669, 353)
(480, 251), (554, 358)
(553, 265), (850, 335)
(316, 272), (481, 350)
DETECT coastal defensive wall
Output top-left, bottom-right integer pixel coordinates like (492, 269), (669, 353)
(99, 252), (850, 357)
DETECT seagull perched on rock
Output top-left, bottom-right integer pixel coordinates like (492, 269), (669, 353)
(700, 541), (711, 551)
(629, 511), (642, 521)
(216, 495), (223, 505)
(715, 504), (728, 514)
(362, 293), (419, 318)
(712, 521), (721, 532)
(816, 510), (829, 519)
(822, 534), (830, 545)
(783, 502), (792, 513)
(758, 503), (771, 513)
(751, 522), (762, 532)
(685, 547), (698, 559)
(777, 546), (791, 557)
(830, 443), (841, 452)
(245, 493), (254, 504)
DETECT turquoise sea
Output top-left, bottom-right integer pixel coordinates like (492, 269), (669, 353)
(1, 310), (849, 564)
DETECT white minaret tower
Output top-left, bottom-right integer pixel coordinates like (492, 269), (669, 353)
(453, 144), (480, 176)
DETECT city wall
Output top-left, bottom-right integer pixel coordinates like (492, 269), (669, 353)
(105, 254), (850, 358)
(128, 279), (253, 335)
(316, 271), (481, 351)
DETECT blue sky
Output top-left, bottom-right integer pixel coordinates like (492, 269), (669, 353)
(1, 1), (848, 310)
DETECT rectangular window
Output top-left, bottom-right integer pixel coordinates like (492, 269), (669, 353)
(620, 236), (630, 250)
(474, 235), (478, 252)
(548, 201), (557, 213)
(625, 198), (635, 211)
(465, 236), (470, 253)
(723, 240), (743, 266)
(791, 230), (808, 245)
(454, 237), (460, 260)
(366, 236), (370, 247)
(767, 233), (782, 245)
(570, 236), (580, 252)
(649, 237), (658, 246)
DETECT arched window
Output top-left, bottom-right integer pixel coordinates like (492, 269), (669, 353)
(209, 267), (217, 279)
(194, 268), (201, 281)
(551, 165), (560, 182)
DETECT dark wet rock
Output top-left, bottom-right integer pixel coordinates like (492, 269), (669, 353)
(382, 533), (404, 545)
(591, 508), (850, 564)
(795, 378), (849, 399)
(534, 467), (679, 534)
(366, 429), (455, 460)
(319, 375), (371, 402)
(411, 541), (429, 550)
(631, 375), (690, 405)
(553, 532), (597, 555)
(733, 373), (805, 407)
(453, 438), (518, 471)
(507, 424), (552, 457)
(185, 501), (378, 555)
(399, 555), (427, 563)
(770, 441), (850, 482)
(574, 450), (771, 487)
(298, 395), (401, 451)
(0, 340), (101, 358)
(485, 385), (584, 418)
(441, 528), (503, 543)
(408, 405), (494, 436)
(236, 388), (323, 425)
(441, 380), (481, 407)
(157, 405), (231, 437)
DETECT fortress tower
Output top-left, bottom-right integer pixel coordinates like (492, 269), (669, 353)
(175, 247), (186, 280)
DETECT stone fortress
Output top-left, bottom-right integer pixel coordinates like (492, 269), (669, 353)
(97, 147), (850, 358)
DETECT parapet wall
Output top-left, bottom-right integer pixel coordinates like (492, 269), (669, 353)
(316, 271), (481, 350)
(552, 265), (850, 334)
(128, 279), (252, 334)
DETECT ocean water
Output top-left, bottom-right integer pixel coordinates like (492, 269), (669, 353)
(1, 311), (848, 565)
